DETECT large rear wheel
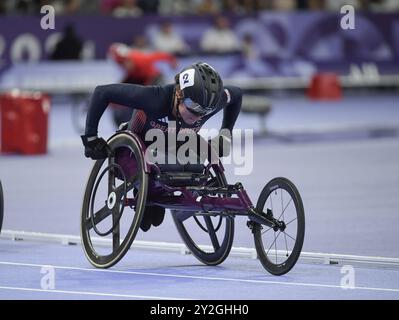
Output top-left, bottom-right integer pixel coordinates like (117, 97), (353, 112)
(172, 165), (234, 266)
(81, 132), (148, 268)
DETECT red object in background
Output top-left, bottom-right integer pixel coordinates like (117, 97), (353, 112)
(0, 91), (51, 155)
(108, 43), (177, 85)
(307, 73), (342, 100)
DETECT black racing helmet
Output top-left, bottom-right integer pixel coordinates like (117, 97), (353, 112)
(175, 62), (223, 116)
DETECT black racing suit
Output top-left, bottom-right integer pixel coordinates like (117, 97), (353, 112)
(85, 83), (242, 137)
(85, 83), (242, 231)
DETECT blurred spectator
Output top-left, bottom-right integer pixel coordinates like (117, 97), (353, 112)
(131, 35), (151, 50)
(158, 0), (194, 16)
(221, 0), (269, 13)
(323, 0), (399, 11)
(296, 0), (309, 9)
(138, 0), (159, 13)
(196, 0), (221, 14)
(372, 0), (399, 11)
(12, 0), (37, 14)
(240, 0), (270, 14)
(107, 42), (177, 125)
(108, 42), (177, 85)
(221, 0), (241, 12)
(253, 0), (268, 11)
(200, 15), (241, 53)
(101, 0), (121, 14)
(2, 0), (398, 15)
(77, 0), (101, 14)
(3, 0), (398, 15)
(239, 33), (272, 77)
(64, 0), (82, 14)
(271, 0), (296, 10)
(51, 25), (83, 60)
(307, 0), (327, 9)
(152, 21), (190, 54)
(241, 33), (260, 60)
(113, 0), (142, 17)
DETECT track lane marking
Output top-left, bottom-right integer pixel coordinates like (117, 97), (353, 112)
(0, 285), (186, 300)
(1, 261), (399, 293)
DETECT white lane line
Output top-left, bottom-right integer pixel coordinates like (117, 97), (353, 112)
(2, 229), (399, 267)
(1, 261), (399, 293)
(0, 286), (186, 300)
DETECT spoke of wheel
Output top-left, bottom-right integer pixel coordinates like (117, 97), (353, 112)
(270, 192), (274, 219)
(115, 183), (126, 201)
(274, 231), (278, 264)
(281, 190), (289, 256)
(86, 205), (111, 230)
(277, 198), (293, 221)
(203, 216), (220, 251)
(112, 207), (120, 251)
(285, 217), (297, 226)
(266, 231), (281, 256)
(283, 231), (296, 241)
(261, 226), (272, 235)
(106, 159), (119, 250)
(269, 192), (277, 263)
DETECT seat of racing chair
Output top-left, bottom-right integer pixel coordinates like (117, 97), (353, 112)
(157, 163), (205, 174)
(153, 152), (207, 186)
(152, 148), (206, 174)
(155, 162), (207, 186)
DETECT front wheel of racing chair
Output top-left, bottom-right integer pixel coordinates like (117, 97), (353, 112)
(81, 132), (148, 268)
(171, 140), (235, 266)
(253, 177), (305, 275)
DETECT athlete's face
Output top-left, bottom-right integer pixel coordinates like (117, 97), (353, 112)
(178, 102), (203, 125)
(175, 87), (203, 125)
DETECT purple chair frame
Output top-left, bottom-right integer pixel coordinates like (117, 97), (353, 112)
(116, 130), (284, 230)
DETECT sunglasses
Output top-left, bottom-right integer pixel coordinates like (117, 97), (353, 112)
(182, 98), (206, 116)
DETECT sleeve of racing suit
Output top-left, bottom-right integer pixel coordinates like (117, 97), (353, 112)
(220, 85), (242, 133)
(85, 83), (167, 136)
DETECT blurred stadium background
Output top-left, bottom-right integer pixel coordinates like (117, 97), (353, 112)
(0, 0), (399, 299)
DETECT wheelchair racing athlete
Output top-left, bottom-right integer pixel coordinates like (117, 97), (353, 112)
(81, 62), (242, 232)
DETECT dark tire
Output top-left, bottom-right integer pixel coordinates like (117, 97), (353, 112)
(81, 132), (148, 268)
(171, 166), (234, 266)
(253, 177), (305, 275)
(0, 180), (3, 234)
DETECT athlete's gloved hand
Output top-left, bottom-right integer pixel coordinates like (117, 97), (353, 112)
(81, 134), (113, 160)
(209, 131), (232, 158)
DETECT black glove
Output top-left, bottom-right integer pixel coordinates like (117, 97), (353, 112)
(208, 132), (232, 158)
(81, 134), (113, 160)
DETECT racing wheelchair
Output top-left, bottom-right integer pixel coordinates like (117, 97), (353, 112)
(81, 130), (305, 275)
